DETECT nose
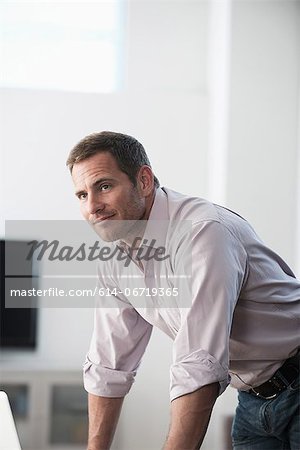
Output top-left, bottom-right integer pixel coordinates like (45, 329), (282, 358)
(86, 192), (105, 216)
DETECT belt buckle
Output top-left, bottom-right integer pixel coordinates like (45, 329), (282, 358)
(251, 375), (284, 400)
(251, 387), (278, 400)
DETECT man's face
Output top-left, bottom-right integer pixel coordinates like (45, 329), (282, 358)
(72, 152), (147, 242)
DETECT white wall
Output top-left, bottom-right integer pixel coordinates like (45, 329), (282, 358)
(1, 1), (300, 449)
(227, 0), (300, 269)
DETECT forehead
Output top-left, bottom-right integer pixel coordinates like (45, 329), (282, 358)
(71, 152), (126, 187)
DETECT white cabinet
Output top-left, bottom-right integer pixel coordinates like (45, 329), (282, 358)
(0, 370), (87, 450)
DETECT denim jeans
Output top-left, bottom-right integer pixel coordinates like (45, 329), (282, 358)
(231, 374), (300, 449)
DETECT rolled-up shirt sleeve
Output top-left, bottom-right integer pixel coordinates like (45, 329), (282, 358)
(170, 220), (247, 401)
(83, 266), (153, 398)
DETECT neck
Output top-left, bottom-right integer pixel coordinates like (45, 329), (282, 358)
(143, 187), (157, 220)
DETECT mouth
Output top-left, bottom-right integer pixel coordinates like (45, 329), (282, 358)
(92, 214), (115, 224)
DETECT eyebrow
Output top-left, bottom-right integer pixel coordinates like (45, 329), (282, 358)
(75, 177), (115, 197)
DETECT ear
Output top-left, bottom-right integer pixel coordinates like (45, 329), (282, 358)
(136, 166), (154, 197)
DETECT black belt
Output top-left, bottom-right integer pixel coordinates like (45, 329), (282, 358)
(248, 350), (300, 400)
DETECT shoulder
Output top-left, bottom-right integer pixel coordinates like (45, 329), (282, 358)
(162, 187), (220, 223)
(163, 187), (255, 251)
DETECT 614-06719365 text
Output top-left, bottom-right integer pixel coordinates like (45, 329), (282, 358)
(97, 287), (179, 297)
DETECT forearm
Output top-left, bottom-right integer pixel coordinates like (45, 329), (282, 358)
(87, 393), (124, 450)
(163, 382), (219, 450)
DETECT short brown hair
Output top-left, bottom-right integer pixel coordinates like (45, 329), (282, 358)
(66, 131), (160, 188)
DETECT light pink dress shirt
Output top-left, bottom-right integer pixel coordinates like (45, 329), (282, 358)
(83, 187), (300, 401)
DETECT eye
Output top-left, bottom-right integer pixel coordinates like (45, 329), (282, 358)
(99, 184), (111, 191)
(77, 193), (87, 200)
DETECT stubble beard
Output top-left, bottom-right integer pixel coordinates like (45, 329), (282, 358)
(92, 187), (146, 243)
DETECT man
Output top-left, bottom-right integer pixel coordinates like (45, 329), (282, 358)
(67, 131), (300, 450)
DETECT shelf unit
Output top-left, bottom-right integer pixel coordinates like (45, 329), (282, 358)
(0, 370), (88, 450)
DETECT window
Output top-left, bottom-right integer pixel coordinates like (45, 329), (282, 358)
(0, 1), (124, 93)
